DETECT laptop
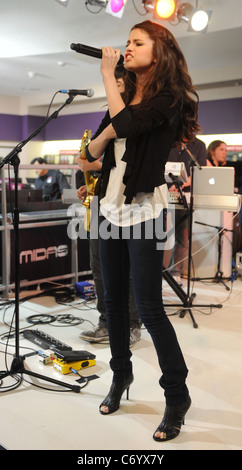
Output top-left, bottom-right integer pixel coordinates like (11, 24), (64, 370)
(193, 166), (235, 196)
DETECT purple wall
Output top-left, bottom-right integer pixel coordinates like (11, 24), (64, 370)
(0, 111), (105, 142)
(0, 114), (23, 141)
(0, 97), (241, 142)
(22, 115), (46, 141)
(0, 114), (45, 141)
(44, 111), (105, 141)
(198, 97), (242, 134)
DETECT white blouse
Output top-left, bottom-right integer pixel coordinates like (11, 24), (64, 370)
(100, 138), (168, 227)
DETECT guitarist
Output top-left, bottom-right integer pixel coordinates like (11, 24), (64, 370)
(76, 65), (141, 346)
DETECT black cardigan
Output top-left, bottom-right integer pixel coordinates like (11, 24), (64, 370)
(88, 90), (181, 204)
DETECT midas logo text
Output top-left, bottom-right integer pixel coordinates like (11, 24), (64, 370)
(20, 245), (68, 264)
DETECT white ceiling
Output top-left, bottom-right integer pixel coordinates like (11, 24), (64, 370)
(0, 0), (242, 109)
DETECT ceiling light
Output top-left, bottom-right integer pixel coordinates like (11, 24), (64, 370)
(177, 3), (212, 32)
(155, 0), (176, 19)
(143, 0), (177, 20)
(85, 0), (127, 17)
(109, 0), (124, 12)
(54, 0), (70, 6)
(190, 9), (211, 31)
(27, 71), (36, 79)
(105, 0), (127, 17)
(143, 1), (211, 32)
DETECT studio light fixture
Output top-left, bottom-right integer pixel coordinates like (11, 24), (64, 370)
(143, 0), (177, 20)
(190, 9), (212, 31)
(106, 0), (127, 17)
(85, 0), (127, 17)
(54, 0), (211, 29)
(177, 2), (212, 32)
(143, 0), (212, 32)
(155, 0), (177, 19)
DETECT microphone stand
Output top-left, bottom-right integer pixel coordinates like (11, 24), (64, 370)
(191, 220), (234, 290)
(163, 147), (223, 328)
(0, 95), (81, 392)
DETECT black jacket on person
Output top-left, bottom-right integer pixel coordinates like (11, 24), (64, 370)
(88, 90), (181, 204)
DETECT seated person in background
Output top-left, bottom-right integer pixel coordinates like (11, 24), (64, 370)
(207, 140), (227, 167)
(31, 157), (70, 200)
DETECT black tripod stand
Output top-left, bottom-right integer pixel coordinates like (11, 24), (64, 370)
(0, 95), (80, 392)
(191, 221), (234, 291)
(163, 149), (223, 327)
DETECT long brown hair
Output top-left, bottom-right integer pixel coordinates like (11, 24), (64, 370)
(207, 140), (226, 158)
(124, 20), (201, 142)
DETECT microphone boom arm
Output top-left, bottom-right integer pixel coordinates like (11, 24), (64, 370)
(0, 95), (74, 170)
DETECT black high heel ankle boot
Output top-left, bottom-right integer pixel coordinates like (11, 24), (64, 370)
(153, 396), (191, 442)
(99, 374), (134, 415)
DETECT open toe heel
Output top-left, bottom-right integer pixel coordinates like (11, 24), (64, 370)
(99, 374), (134, 415)
(153, 396), (191, 442)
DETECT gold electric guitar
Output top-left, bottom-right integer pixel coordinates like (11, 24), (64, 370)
(79, 129), (100, 231)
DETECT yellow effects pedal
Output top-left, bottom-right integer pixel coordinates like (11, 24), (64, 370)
(53, 358), (96, 375)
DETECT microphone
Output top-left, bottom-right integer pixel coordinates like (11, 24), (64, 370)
(60, 89), (94, 97)
(70, 43), (124, 65)
(168, 172), (179, 184)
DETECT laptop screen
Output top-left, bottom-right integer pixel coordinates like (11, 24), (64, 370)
(193, 166), (235, 196)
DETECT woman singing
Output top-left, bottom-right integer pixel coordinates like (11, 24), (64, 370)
(79, 20), (200, 442)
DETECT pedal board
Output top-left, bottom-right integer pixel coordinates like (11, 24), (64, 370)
(23, 329), (72, 351)
(53, 358), (96, 374)
(53, 350), (96, 375)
